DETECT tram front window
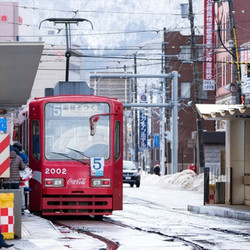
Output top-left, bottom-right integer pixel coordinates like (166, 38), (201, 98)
(44, 102), (110, 160)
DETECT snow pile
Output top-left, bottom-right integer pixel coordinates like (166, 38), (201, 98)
(141, 170), (204, 193)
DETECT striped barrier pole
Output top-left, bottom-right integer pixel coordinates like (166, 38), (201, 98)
(0, 134), (10, 178)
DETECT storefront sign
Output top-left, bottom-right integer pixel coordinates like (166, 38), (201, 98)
(203, 0), (215, 90)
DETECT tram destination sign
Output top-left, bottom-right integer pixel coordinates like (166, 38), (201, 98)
(47, 103), (108, 117)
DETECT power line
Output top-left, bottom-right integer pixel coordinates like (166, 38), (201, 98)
(16, 3), (202, 17)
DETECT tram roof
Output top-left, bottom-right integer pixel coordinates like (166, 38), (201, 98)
(0, 42), (44, 111)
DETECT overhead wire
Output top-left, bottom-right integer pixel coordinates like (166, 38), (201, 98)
(1, 1), (243, 78)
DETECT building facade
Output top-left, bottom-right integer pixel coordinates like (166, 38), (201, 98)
(164, 31), (215, 171)
(196, 0), (250, 206)
(0, 2), (19, 41)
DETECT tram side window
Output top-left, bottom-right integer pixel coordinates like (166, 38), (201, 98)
(114, 121), (120, 161)
(32, 120), (40, 160)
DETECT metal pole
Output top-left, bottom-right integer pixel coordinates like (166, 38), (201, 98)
(172, 71), (178, 174)
(204, 167), (209, 205)
(65, 23), (71, 82)
(134, 55), (139, 166)
(160, 80), (166, 175)
(189, 0), (205, 173)
(123, 103), (173, 108)
(163, 27), (172, 175)
(228, 0), (241, 103)
(10, 113), (13, 144)
(96, 78), (100, 96)
(90, 73), (175, 79)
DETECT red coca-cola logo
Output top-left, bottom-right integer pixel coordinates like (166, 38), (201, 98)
(67, 178), (86, 185)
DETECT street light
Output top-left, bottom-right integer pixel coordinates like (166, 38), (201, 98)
(39, 18), (93, 81)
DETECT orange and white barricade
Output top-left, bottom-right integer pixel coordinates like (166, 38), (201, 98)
(0, 193), (14, 239)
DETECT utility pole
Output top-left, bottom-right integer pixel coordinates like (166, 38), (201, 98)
(162, 27), (171, 174)
(160, 79), (166, 175)
(188, 0), (205, 173)
(171, 71), (179, 174)
(134, 54), (139, 166)
(228, 0), (241, 104)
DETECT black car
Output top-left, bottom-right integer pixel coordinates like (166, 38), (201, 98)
(123, 160), (141, 188)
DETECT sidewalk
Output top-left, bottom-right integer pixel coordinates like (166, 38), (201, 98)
(4, 203), (250, 249)
(188, 203), (250, 221)
(8, 212), (69, 250)
(7, 211), (105, 250)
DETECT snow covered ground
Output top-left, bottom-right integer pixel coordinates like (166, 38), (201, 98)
(141, 169), (204, 193)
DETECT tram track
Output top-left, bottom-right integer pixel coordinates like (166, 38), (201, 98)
(53, 205), (250, 250)
(103, 217), (204, 250)
(77, 228), (120, 250)
(54, 220), (119, 250)
(109, 195), (250, 249)
(123, 195), (250, 237)
(54, 217), (204, 250)
(49, 194), (250, 249)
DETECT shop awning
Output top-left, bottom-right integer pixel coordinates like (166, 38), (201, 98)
(0, 42), (44, 111)
(196, 104), (250, 120)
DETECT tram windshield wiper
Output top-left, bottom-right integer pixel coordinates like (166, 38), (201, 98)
(67, 147), (90, 160)
(51, 151), (88, 165)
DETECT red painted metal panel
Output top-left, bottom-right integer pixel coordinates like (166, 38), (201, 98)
(26, 95), (123, 216)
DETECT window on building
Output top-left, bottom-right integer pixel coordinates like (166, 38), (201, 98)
(181, 82), (191, 99)
(180, 45), (203, 62)
(197, 44), (204, 62)
(180, 45), (191, 62)
(199, 84), (208, 100)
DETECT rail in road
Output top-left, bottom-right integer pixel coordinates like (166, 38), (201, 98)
(51, 193), (250, 249)
(54, 217), (203, 250)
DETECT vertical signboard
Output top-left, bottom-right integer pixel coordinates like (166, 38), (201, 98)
(154, 134), (159, 148)
(139, 110), (148, 149)
(241, 44), (250, 93)
(203, 0), (215, 90)
(139, 94), (148, 149)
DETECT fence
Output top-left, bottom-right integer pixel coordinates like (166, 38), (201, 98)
(204, 167), (226, 205)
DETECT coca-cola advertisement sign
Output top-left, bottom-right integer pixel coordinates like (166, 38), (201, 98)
(67, 178), (86, 186)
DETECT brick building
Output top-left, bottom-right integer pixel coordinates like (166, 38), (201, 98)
(164, 31), (215, 171)
(215, 0), (250, 104)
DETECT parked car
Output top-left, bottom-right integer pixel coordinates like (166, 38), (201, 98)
(123, 160), (141, 188)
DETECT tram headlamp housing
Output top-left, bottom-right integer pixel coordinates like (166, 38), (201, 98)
(45, 178), (64, 187)
(91, 178), (111, 187)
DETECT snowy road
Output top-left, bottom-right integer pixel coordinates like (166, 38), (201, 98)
(56, 171), (250, 249)
(106, 184), (250, 249)
(58, 183), (250, 249)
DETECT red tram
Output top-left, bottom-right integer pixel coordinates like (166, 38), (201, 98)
(20, 95), (123, 217)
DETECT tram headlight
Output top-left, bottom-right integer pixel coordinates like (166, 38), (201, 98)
(45, 178), (64, 187)
(91, 178), (111, 187)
